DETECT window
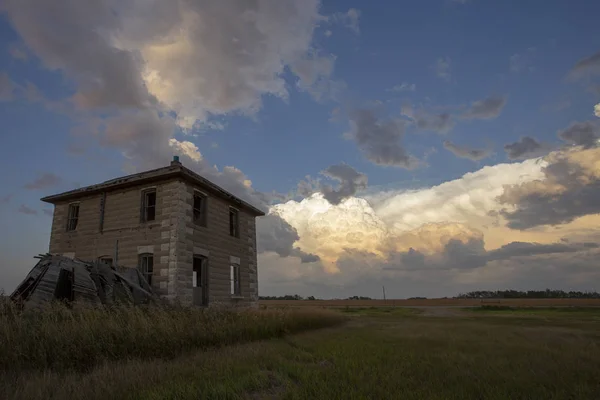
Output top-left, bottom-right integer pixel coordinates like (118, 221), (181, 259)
(138, 254), (154, 286)
(141, 189), (156, 222)
(193, 192), (207, 226)
(229, 207), (239, 238)
(66, 203), (79, 231)
(98, 256), (113, 266)
(230, 264), (241, 296)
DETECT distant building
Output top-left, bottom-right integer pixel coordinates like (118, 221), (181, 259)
(41, 156), (265, 307)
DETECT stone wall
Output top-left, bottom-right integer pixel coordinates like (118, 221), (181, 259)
(48, 179), (177, 298)
(47, 177), (260, 306)
(179, 182), (259, 307)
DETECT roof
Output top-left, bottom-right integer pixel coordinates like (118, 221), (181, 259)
(40, 159), (266, 216)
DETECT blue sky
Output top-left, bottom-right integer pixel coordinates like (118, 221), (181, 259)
(1, 0), (599, 298)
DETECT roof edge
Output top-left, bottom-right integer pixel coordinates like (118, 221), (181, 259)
(40, 166), (266, 217)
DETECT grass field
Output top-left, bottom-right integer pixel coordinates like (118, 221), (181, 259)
(259, 298), (600, 308)
(2, 304), (600, 399)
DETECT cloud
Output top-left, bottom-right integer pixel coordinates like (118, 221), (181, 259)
(330, 8), (360, 34)
(0, 194), (12, 204)
(557, 121), (599, 148)
(8, 44), (28, 60)
(415, 112), (454, 133)
(23, 173), (62, 190)
(568, 51), (600, 80)
(400, 103), (454, 134)
(345, 108), (420, 168)
(0, 72), (15, 101)
(168, 139), (202, 162)
(17, 205), (37, 215)
(320, 164), (368, 205)
(272, 158), (546, 267)
(434, 57), (452, 82)
(388, 83), (416, 92)
(504, 136), (552, 160)
(499, 147), (600, 229)
(4, 0), (335, 130)
(256, 213), (320, 263)
(443, 140), (491, 161)
(257, 147), (600, 298)
(461, 95), (507, 120)
(594, 103), (600, 118)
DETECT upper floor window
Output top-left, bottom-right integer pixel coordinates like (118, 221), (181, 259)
(141, 189), (156, 222)
(138, 253), (154, 286)
(229, 207), (239, 238)
(193, 191), (207, 226)
(66, 203), (79, 231)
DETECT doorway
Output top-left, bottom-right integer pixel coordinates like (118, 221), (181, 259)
(192, 255), (208, 306)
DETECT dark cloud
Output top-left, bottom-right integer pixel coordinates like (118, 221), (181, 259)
(383, 238), (594, 271)
(346, 108), (419, 168)
(487, 241), (596, 261)
(557, 121), (599, 148)
(401, 103), (454, 134)
(416, 112), (454, 133)
(461, 96), (507, 120)
(17, 204), (37, 215)
(499, 148), (600, 229)
(256, 213), (320, 263)
(4, 0), (153, 109)
(568, 51), (600, 80)
(443, 140), (491, 161)
(24, 173), (62, 190)
(320, 164), (368, 205)
(504, 136), (550, 160)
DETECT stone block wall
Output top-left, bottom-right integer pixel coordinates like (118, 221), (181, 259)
(47, 177), (260, 306)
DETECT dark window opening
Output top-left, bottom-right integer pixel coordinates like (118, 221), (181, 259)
(193, 192), (207, 226)
(54, 268), (74, 302)
(229, 207), (239, 238)
(66, 203), (79, 231)
(138, 254), (154, 286)
(141, 190), (156, 222)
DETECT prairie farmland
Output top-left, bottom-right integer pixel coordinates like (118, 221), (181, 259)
(259, 297), (600, 308)
(3, 302), (600, 399)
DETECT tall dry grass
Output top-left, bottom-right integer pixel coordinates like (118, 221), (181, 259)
(0, 297), (345, 372)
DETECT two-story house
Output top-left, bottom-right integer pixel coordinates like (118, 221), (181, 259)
(40, 156), (265, 307)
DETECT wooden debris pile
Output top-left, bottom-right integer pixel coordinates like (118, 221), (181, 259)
(10, 254), (159, 309)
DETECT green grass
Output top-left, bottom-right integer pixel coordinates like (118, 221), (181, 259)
(3, 305), (600, 399)
(468, 305), (600, 319)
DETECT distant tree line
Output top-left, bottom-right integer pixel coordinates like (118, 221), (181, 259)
(258, 295), (373, 301)
(259, 289), (600, 301)
(455, 289), (600, 299)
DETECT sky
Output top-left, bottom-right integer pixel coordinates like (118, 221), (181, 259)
(1, 0), (600, 299)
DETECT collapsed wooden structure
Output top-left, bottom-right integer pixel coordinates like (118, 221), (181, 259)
(10, 254), (159, 309)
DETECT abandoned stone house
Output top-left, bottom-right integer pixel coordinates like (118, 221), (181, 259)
(40, 156), (265, 307)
